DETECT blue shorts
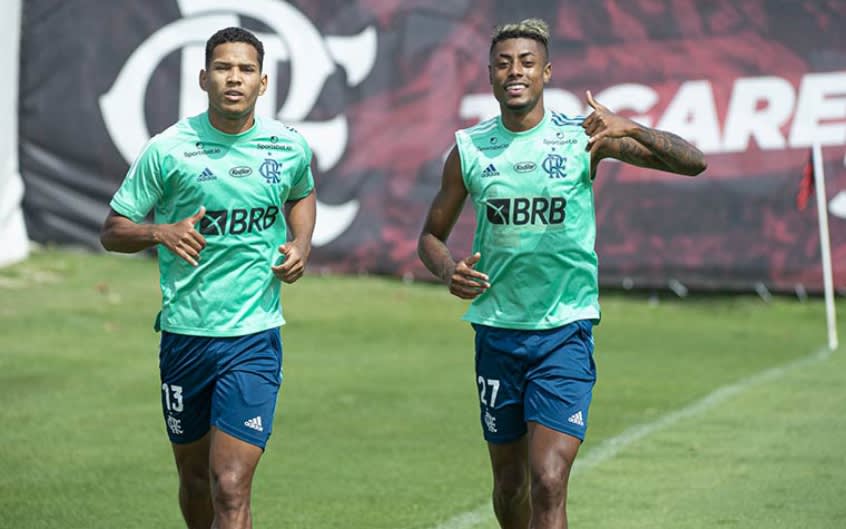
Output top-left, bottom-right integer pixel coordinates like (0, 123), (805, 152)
(473, 320), (596, 444)
(159, 328), (283, 449)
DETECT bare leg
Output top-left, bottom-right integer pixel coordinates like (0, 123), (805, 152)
(172, 433), (214, 529)
(209, 427), (263, 529)
(487, 436), (531, 529)
(526, 422), (581, 529)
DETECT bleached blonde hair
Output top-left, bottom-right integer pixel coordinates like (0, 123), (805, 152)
(490, 18), (550, 59)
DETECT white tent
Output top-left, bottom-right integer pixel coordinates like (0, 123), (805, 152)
(0, 0), (27, 267)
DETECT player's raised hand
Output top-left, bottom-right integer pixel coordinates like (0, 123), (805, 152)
(447, 252), (490, 300)
(271, 241), (310, 284)
(157, 206), (207, 266)
(582, 90), (639, 153)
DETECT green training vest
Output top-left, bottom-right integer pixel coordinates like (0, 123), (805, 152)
(456, 110), (600, 330)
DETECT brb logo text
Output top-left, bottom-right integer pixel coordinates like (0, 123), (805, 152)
(200, 206), (279, 236)
(100, 0), (378, 245)
(486, 197), (567, 225)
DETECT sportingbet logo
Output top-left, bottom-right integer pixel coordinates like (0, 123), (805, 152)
(99, 0), (379, 246)
(200, 206), (279, 236)
(486, 197), (567, 225)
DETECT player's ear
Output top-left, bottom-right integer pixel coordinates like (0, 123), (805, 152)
(543, 62), (551, 85)
(258, 73), (268, 96)
(199, 69), (208, 92)
(488, 65), (493, 86)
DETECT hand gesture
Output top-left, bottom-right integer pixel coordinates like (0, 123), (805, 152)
(447, 252), (490, 300)
(271, 242), (310, 284)
(582, 90), (639, 153)
(157, 207), (207, 266)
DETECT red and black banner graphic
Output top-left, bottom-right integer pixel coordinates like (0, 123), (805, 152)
(19, 1), (846, 292)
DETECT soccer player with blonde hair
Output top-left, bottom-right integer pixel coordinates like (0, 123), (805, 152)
(419, 18), (705, 529)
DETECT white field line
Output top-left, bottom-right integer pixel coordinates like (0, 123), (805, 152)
(429, 346), (833, 529)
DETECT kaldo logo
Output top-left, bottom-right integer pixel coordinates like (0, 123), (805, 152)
(99, 0), (378, 245)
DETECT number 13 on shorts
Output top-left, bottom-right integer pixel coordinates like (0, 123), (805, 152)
(162, 383), (184, 412)
(478, 377), (500, 407)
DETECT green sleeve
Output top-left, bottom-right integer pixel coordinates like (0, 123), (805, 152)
(288, 137), (315, 201)
(109, 140), (166, 222)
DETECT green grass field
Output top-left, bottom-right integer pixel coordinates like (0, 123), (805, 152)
(1, 249), (844, 529)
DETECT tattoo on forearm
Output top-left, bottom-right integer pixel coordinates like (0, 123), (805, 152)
(617, 137), (647, 163)
(610, 129), (705, 175)
(639, 129), (704, 171)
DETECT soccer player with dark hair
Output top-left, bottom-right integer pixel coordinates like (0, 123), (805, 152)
(100, 26), (316, 529)
(418, 18), (706, 529)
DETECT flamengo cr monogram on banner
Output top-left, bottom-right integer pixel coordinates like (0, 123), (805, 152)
(99, 0), (379, 245)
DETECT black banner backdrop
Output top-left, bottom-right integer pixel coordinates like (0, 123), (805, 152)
(19, 0), (846, 292)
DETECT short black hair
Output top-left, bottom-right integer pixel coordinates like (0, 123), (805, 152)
(205, 27), (265, 70)
(489, 18), (550, 62)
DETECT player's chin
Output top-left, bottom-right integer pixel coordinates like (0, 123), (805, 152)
(217, 99), (252, 115)
(503, 97), (533, 112)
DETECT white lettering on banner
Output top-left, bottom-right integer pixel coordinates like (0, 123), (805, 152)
(460, 72), (846, 153)
(595, 83), (658, 127)
(830, 191), (846, 219)
(100, 0), (378, 246)
(458, 93), (499, 123)
(656, 80), (722, 153)
(723, 76), (795, 152)
(461, 73), (846, 214)
(790, 72), (846, 147)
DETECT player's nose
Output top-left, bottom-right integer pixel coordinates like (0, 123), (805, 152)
(507, 63), (524, 78)
(226, 71), (242, 84)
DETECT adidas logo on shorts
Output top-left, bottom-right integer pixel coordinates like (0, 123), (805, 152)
(567, 411), (584, 427)
(244, 416), (263, 432)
